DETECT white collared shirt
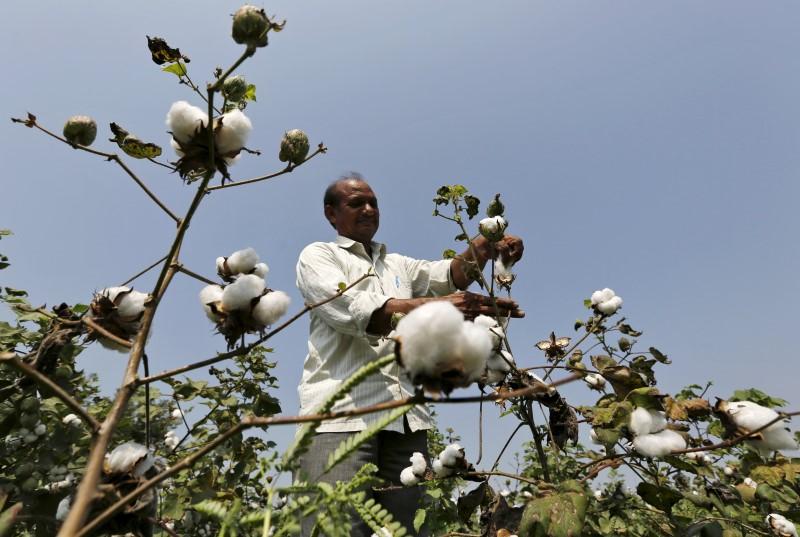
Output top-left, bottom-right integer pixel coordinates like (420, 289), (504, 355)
(296, 235), (457, 432)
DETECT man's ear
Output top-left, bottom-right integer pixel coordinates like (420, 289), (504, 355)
(324, 204), (336, 228)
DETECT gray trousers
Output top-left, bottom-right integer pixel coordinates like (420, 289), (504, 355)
(295, 421), (428, 536)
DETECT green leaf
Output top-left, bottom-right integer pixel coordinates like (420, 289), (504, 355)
(731, 388), (788, 408)
(518, 480), (587, 537)
(442, 249), (457, 259)
(574, 319), (584, 331)
(0, 230), (11, 239)
(649, 346), (671, 364)
(463, 195), (480, 219)
(618, 323), (643, 337)
(161, 60), (188, 78)
(636, 482), (682, 513)
(3, 287), (27, 297)
(244, 83), (257, 101)
(454, 233), (468, 242)
(626, 387), (663, 410)
(413, 508), (426, 533)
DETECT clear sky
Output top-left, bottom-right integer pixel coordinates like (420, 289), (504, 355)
(2, 1), (799, 483)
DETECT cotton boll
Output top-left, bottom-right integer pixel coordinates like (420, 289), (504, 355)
(221, 274), (265, 311)
(633, 430), (686, 457)
(34, 423), (46, 436)
(166, 101), (207, 144)
(584, 373), (606, 390)
(432, 458), (452, 478)
(253, 262), (269, 278)
(591, 288), (615, 306)
(596, 297), (622, 315)
(107, 441), (153, 476)
(226, 247), (260, 275)
(215, 109), (252, 155)
(766, 513), (798, 537)
(216, 257), (227, 274)
(459, 322), (493, 381)
(164, 430), (180, 450)
(410, 452), (427, 476)
(594, 490), (603, 500)
(100, 286), (129, 303)
(199, 285), (224, 321)
(400, 466), (420, 486)
(440, 443), (465, 467)
(116, 289), (148, 319)
(252, 291), (290, 326)
(62, 414), (81, 426)
(478, 216), (507, 242)
(171, 408), (183, 420)
(724, 466), (734, 476)
(56, 495), (72, 521)
(629, 407), (667, 436)
(719, 400), (798, 452)
(170, 138), (185, 157)
(395, 301), (464, 378)
(473, 314), (503, 348)
(487, 350), (514, 374)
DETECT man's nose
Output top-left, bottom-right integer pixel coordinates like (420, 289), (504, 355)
(362, 202), (377, 214)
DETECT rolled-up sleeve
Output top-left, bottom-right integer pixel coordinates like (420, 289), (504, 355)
(296, 243), (391, 338)
(400, 256), (458, 297)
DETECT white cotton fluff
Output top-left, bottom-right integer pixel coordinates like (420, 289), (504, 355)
(253, 262), (269, 278)
(62, 413), (81, 426)
(164, 430), (180, 450)
(487, 350), (514, 375)
(226, 247), (260, 275)
(744, 477), (758, 489)
(766, 514), (798, 537)
(724, 466), (734, 476)
(252, 291), (291, 326)
(473, 314), (504, 348)
(594, 489), (603, 500)
(216, 256), (227, 274)
(400, 466), (420, 486)
(171, 408), (183, 420)
(724, 400), (798, 452)
(166, 101), (208, 144)
(106, 441), (154, 476)
(410, 452), (427, 476)
(215, 109), (252, 155)
(590, 428), (601, 445)
(221, 274), (265, 311)
(116, 289), (148, 319)
(56, 495), (72, 521)
(170, 138), (185, 157)
(591, 288), (623, 315)
(199, 285), (224, 321)
(584, 373), (606, 390)
(478, 216), (508, 239)
(440, 443), (465, 467)
(432, 458), (452, 478)
(629, 407), (667, 437)
(395, 301), (492, 385)
(632, 429), (686, 457)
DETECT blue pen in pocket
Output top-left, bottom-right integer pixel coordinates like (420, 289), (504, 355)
(395, 275), (400, 288)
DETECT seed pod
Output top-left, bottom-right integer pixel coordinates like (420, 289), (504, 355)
(478, 216), (507, 242)
(486, 193), (505, 217)
(232, 5), (270, 48)
(63, 115), (97, 146)
(223, 75), (248, 102)
(278, 129), (310, 165)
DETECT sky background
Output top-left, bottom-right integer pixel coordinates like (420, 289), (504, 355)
(2, 1), (799, 487)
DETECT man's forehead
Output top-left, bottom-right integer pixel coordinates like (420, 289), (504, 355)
(338, 179), (376, 198)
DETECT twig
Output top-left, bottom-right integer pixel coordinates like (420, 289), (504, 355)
(119, 255), (169, 287)
(467, 470), (539, 487)
(136, 272), (374, 385)
(0, 352), (100, 433)
(475, 389), (484, 465)
(146, 157), (177, 171)
(205, 145), (327, 192)
(491, 423), (523, 471)
(81, 316), (132, 349)
(172, 263), (218, 286)
(12, 115), (180, 224)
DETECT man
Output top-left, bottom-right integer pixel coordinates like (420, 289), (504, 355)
(295, 174), (523, 535)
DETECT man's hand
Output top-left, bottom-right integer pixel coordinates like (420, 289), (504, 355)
(494, 235), (524, 266)
(442, 290), (524, 320)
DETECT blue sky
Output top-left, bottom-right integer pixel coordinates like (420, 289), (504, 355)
(2, 1), (799, 483)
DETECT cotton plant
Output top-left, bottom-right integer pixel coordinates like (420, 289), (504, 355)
(394, 301), (493, 394)
(713, 399), (798, 454)
(200, 247), (290, 347)
(165, 100), (253, 181)
(85, 286), (150, 351)
(628, 407), (686, 457)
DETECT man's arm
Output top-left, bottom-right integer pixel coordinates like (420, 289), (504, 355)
(366, 235), (525, 335)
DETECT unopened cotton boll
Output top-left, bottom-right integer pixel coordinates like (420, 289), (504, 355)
(632, 429), (686, 457)
(226, 247), (260, 275)
(199, 285), (224, 321)
(253, 291), (290, 326)
(629, 407), (667, 437)
(166, 101), (207, 144)
(215, 109), (252, 155)
(766, 513), (798, 537)
(400, 466), (420, 486)
(221, 274), (265, 311)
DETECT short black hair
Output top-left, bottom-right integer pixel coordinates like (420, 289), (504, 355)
(324, 172), (365, 207)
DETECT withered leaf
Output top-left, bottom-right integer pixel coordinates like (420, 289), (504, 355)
(146, 35), (190, 65)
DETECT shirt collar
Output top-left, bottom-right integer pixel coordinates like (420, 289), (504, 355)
(335, 235), (386, 259)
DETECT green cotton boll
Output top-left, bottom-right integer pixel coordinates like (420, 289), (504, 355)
(279, 129), (310, 165)
(232, 5), (270, 48)
(486, 193), (505, 217)
(62, 115), (97, 146)
(222, 75), (248, 102)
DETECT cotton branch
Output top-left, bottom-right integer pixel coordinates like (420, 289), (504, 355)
(136, 272), (374, 385)
(10, 114), (180, 224)
(73, 372), (582, 534)
(0, 351), (100, 434)
(204, 144), (327, 192)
